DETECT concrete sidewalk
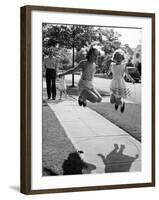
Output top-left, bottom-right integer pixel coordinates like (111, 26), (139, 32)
(48, 99), (141, 174)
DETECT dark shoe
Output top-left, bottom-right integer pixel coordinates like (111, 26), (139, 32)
(115, 104), (118, 110)
(82, 101), (87, 107)
(48, 97), (51, 100)
(78, 99), (83, 106)
(52, 97), (56, 100)
(78, 96), (83, 106)
(121, 101), (125, 113)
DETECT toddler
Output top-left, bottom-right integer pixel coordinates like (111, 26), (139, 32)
(57, 75), (67, 99)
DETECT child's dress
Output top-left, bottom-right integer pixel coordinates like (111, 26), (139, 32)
(57, 76), (66, 91)
(78, 63), (96, 92)
(110, 63), (131, 98)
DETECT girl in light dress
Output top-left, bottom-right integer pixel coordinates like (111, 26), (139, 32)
(59, 46), (102, 107)
(109, 49), (135, 113)
(57, 75), (67, 99)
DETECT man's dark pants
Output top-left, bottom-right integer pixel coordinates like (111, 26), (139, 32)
(46, 68), (56, 99)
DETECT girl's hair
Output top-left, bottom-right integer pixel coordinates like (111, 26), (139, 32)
(112, 49), (125, 61)
(86, 46), (100, 60)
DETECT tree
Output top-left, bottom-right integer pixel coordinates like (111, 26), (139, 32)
(42, 24), (100, 86)
(42, 25), (123, 82)
(56, 48), (72, 70)
(94, 28), (122, 73)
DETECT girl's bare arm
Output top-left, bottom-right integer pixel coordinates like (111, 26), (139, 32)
(107, 67), (111, 76)
(124, 66), (135, 83)
(59, 61), (84, 77)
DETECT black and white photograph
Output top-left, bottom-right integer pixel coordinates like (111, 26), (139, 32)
(42, 23), (142, 176)
(20, 6), (155, 194)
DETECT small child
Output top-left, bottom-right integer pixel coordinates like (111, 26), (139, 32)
(109, 49), (135, 113)
(57, 75), (67, 100)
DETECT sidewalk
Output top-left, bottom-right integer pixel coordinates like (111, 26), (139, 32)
(48, 98), (141, 174)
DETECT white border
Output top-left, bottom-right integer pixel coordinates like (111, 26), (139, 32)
(31, 10), (152, 190)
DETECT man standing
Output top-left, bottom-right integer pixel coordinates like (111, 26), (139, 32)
(43, 48), (58, 100)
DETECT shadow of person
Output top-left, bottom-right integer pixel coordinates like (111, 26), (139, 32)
(62, 151), (96, 175)
(97, 144), (139, 173)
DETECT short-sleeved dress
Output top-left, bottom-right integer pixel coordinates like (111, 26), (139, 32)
(78, 60), (96, 92)
(110, 63), (131, 98)
(57, 77), (66, 91)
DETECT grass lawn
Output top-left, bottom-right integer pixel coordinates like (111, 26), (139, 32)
(42, 102), (77, 176)
(87, 102), (141, 142)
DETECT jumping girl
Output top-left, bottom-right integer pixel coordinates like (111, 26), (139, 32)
(109, 49), (135, 113)
(59, 46), (102, 107)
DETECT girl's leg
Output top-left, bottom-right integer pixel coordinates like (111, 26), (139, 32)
(46, 70), (51, 99)
(120, 98), (125, 113)
(64, 90), (67, 98)
(114, 103), (118, 111)
(116, 97), (122, 105)
(110, 94), (116, 104)
(59, 91), (62, 99)
(80, 89), (101, 103)
(114, 96), (121, 111)
(91, 88), (102, 102)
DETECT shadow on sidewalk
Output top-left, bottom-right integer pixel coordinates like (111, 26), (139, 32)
(43, 151), (96, 176)
(97, 144), (139, 173)
(62, 152), (96, 175)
